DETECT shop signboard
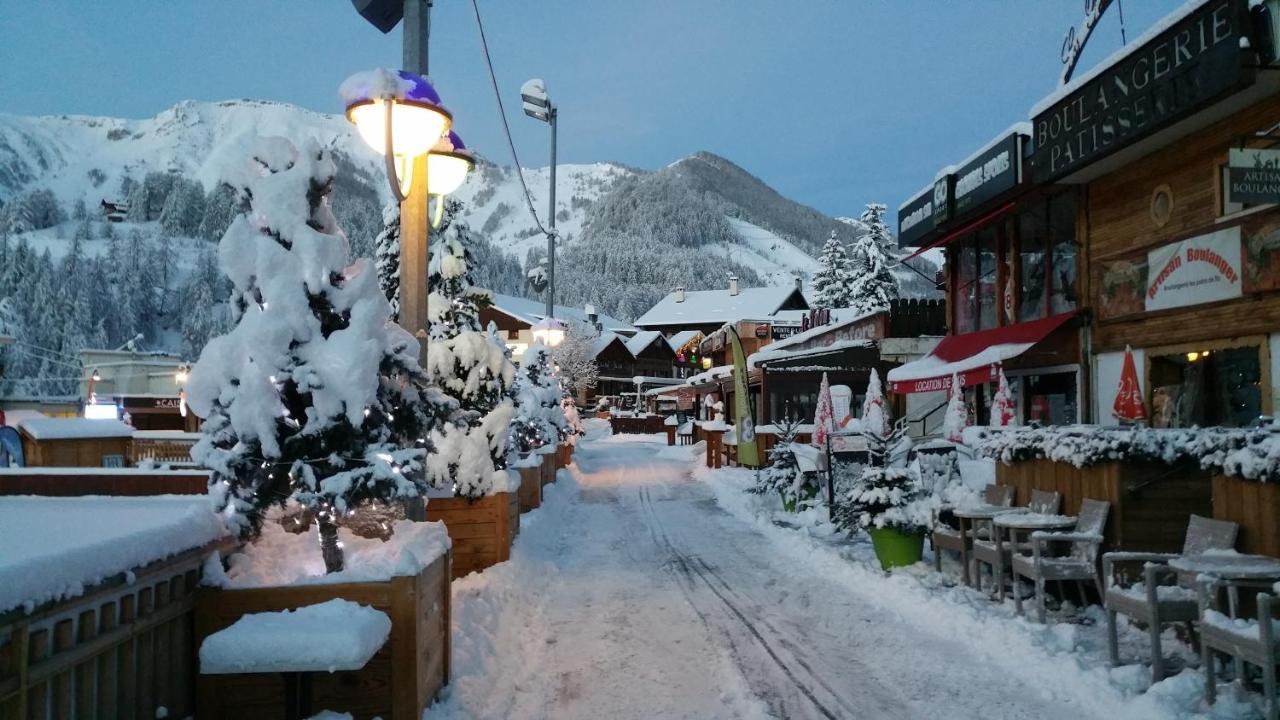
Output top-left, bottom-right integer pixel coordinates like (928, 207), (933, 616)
(1145, 226), (1242, 312)
(898, 187), (935, 247)
(932, 174), (953, 226)
(771, 324), (801, 340)
(1031, 0), (1253, 182)
(1228, 148), (1280, 205)
(954, 132), (1024, 216)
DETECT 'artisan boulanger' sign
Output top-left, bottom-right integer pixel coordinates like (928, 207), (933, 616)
(1228, 148), (1280, 205)
(1031, 0), (1252, 182)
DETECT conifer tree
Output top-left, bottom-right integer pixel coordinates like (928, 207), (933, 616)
(374, 201), (401, 319)
(848, 204), (899, 315)
(508, 343), (568, 456)
(812, 230), (854, 309)
(187, 137), (443, 573)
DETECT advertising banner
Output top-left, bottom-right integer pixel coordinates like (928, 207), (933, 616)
(1145, 226), (1242, 312)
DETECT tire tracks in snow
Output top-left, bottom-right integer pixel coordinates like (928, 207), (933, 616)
(636, 479), (878, 720)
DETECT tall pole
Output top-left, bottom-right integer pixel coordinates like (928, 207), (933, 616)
(400, 0), (431, 363)
(546, 107), (558, 320)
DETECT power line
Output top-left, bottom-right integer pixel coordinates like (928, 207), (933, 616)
(468, 0), (554, 239)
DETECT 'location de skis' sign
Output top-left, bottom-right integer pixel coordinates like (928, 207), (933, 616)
(1031, 0), (1252, 183)
(1228, 147), (1280, 205)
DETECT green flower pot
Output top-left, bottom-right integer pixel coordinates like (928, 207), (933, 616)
(869, 527), (925, 570)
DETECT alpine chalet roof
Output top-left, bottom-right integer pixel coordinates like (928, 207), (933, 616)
(625, 330), (669, 357)
(633, 285), (809, 329)
(489, 293), (634, 333)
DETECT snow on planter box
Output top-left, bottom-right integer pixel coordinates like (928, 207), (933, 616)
(537, 444), (557, 487)
(423, 477), (520, 580)
(512, 455), (542, 512)
(195, 520), (452, 719)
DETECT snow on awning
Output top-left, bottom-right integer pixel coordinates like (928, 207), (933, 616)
(887, 312), (1076, 394)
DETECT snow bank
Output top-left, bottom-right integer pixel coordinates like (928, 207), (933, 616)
(206, 518), (449, 589)
(0, 495), (226, 614)
(18, 417), (134, 440)
(199, 598), (391, 674)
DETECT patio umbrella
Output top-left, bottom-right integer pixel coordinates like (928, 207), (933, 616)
(1112, 345), (1146, 424)
(990, 367), (1015, 427)
(813, 372), (834, 448)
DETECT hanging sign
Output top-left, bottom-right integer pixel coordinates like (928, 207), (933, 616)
(1228, 147), (1280, 205)
(1060, 0), (1115, 85)
(1031, 0), (1252, 183)
(1145, 226), (1242, 311)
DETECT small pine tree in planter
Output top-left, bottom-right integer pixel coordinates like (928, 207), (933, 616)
(748, 416), (820, 512)
(836, 465), (928, 570)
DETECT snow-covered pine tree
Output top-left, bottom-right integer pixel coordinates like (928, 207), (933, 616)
(552, 318), (600, 399)
(508, 343), (568, 456)
(186, 137), (439, 574)
(373, 201), (400, 319)
(747, 415), (818, 512)
(424, 198), (516, 497)
(848, 204), (899, 315)
(159, 177), (207, 237)
(179, 249), (226, 358)
(811, 230), (854, 309)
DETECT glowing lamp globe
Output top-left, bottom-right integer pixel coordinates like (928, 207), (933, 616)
(427, 131), (475, 196)
(531, 317), (566, 348)
(341, 69), (452, 199)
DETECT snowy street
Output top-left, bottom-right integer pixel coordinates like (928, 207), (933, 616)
(431, 429), (1087, 719)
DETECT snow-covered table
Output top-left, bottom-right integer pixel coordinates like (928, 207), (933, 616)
(949, 506), (1028, 587)
(1169, 553), (1280, 681)
(200, 599), (391, 719)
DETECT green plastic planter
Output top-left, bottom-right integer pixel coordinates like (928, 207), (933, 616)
(869, 527), (925, 570)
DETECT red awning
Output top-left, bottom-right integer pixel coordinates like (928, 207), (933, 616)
(900, 201), (1016, 263)
(887, 312), (1077, 394)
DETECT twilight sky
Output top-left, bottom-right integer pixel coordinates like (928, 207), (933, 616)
(0, 1), (1167, 219)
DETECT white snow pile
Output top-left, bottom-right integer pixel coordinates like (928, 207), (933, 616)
(204, 518), (449, 589)
(976, 424), (1280, 482)
(199, 598), (391, 674)
(18, 417), (135, 440)
(337, 68), (419, 106)
(0, 495), (226, 614)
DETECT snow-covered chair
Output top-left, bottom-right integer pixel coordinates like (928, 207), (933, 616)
(972, 489), (1060, 599)
(1103, 515), (1239, 682)
(1010, 498), (1110, 623)
(1200, 589), (1279, 720)
(931, 484), (1013, 585)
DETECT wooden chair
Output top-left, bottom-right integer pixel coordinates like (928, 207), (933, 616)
(931, 484), (1013, 586)
(973, 489), (1061, 598)
(1010, 498), (1111, 622)
(1200, 589), (1279, 720)
(1103, 515), (1239, 682)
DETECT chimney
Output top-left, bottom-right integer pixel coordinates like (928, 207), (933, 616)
(729, 276), (739, 296)
(675, 286), (686, 303)
(585, 303), (601, 331)
(794, 275), (803, 291)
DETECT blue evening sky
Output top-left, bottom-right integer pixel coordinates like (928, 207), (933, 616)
(0, 2), (1167, 219)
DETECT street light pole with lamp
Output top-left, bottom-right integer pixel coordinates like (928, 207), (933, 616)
(520, 78), (564, 348)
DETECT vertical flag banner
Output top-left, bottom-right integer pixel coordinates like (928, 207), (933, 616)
(727, 326), (760, 467)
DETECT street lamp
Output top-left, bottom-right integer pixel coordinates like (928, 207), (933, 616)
(531, 317), (565, 348)
(521, 78), (559, 323)
(427, 130), (475, 226)
(343, 68), (452, 202)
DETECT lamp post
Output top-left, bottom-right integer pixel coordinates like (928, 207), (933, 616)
(521, 78), (563, 347)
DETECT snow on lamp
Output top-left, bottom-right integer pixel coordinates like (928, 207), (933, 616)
(341, 69), (452, 202)
(427, 131), (474, 227)
(531, 317), (566, 348)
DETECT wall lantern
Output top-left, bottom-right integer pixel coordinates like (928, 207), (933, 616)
(342, 68), (452, 202)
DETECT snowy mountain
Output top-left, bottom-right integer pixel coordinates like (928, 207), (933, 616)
(0, 99), (937, 393)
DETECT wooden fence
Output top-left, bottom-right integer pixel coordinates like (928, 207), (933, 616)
(0, 470), (208, 497)
(0, 540), (232, 719)
(130, 438), (199, 466)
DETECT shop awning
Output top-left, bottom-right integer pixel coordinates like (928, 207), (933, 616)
(900, 201), (1015, 263)
(886, 312), (1076, 394)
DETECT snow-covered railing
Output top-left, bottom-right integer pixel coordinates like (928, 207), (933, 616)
(976, 424), (1280, 483)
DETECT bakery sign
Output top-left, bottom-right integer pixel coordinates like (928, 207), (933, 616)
(1031, 0), (1252, 182)
(1228, 147), (1280, 205)
(1146, 226), (1242, 311)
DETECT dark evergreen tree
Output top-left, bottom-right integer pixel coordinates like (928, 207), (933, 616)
(373, 201), (400, 319)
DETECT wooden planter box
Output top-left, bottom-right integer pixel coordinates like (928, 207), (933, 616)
(556, 443), (573, 469)
(517, 463), (541, 512)
(997, 458), (1212, 552)
(0, 468), (209, 496)
(539, 451), (556, 487)
(425, 492), (519, 579)
(1212, 474), (1280, 558)
(194, 551), (451, 720)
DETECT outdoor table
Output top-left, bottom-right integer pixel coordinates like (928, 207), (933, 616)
(990, 513), (1077, 601)
(1169, 553), (1280, 679)
(949, 505), (1028, 587)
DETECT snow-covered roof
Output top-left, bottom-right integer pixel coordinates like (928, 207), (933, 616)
(18, 417), (135, 440)
(625, 330), (669, 357)
(666, 330), (702, 353)
(749, 338), (877, 370)
(489, 293), (634, 333)
(0, 495), (226, 614)
(1031, 0), (1212, 118)
(591, 331), (628, 358)
(953, 122), (1032, 173)
(688, 365), (733, 386)
(633, 285), (808, 329)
